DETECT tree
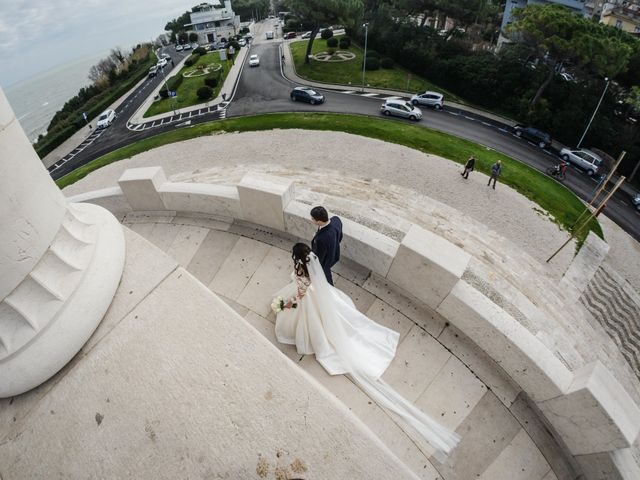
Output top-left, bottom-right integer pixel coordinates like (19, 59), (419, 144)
(507, 3), (632, 107)
(165, 11), (192, 36)
(189, 32), (199, 43)
(284, 0), (363, 64)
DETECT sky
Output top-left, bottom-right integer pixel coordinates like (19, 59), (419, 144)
(0, 0), (198, 88)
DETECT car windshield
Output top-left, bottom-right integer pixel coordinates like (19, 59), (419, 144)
(99, 114), (108, 120)
(305, 90), (318, 96)
(251, 55), (258, 59)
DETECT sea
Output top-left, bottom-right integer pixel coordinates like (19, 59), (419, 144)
(4, 52), (108, 144)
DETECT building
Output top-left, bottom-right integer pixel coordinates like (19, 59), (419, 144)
(601, 2), (640, 33)
(185, 1), (240, 45)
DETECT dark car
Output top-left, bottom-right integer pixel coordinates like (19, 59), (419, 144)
(284, 31), (297, 39)
(513, 125), (552, 149)
(290, 87), (325, 105)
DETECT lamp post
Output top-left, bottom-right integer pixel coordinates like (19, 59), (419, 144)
(159, 66), (177, 115)
(361, 22), (369, 93)
(577, 77), (610, 149)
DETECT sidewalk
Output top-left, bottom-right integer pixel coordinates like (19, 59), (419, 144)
(280, 40), (517, 127)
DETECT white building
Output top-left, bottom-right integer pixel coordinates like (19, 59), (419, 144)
(185, 1), (240, 45)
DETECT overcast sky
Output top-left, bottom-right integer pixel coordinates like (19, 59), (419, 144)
(0, 0), (197, 87)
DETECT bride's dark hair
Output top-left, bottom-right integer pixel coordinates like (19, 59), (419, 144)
(292, 243), (312, 277)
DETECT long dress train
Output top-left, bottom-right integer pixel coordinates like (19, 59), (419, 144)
(274, 254), (460, 460)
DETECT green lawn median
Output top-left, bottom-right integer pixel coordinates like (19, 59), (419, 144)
(289, 36), (462, 103)
(57, 112), (601, 248)
(144, 51), (231, 117)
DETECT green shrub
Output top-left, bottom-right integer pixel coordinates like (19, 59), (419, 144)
(364, 57), (380, 71)
(381, 57), (394, 69)
(184, 53), (200, 67)
(321, 28), (333, 40)
(204, 75), (219, 88)
(197, 86), (213, 99)
(193, 46), (207, 55)
(327, 37), (338, 48)
(327, 47), (336, 55)
(339, 37), (351, 49)
(366, 50), (380, 59)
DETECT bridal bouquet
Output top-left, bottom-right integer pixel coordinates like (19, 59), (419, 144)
(271, 296), (297, 314)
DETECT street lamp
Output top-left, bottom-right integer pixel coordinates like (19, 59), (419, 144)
(159, 66), (177, 115)
(577, 77), (610, 149)
(361, 22), (369, 93)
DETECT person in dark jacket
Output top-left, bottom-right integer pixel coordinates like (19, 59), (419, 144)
(461, 155), (475, 179)
(310, 206), (343, 286)
(487, 160), (502, 189)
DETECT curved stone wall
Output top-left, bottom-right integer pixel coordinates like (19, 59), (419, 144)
(68, 166), (640, 480)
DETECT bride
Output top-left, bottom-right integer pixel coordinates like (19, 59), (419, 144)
(273, 243), (460, 459)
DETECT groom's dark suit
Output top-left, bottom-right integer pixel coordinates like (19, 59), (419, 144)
(312, 216), (343, 286)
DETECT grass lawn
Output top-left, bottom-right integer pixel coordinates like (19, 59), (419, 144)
(289, 36), (463, 103)
(57, 112), (601, 247)
(144, 52), (231, 117)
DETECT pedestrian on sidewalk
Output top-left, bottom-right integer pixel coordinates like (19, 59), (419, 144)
(487, 160), (502, 189)
(461, 155), (475, 179)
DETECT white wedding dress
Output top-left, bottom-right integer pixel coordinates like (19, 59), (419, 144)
(274, 253), (460, 459)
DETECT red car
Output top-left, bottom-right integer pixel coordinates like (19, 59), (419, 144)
(284, 32), (297, 39)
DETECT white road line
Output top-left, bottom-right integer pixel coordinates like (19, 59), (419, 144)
(361, 93), (379, 97)
(464, 116), (475, 121)
(383, 96), (402, 100)
(448, 112), (460, 116)
(150, 121), (156, 127)
(341, 91), (356, 94)
(481, 121), (491, 126)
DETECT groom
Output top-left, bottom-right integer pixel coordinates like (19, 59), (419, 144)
(310, 206), (343, 286)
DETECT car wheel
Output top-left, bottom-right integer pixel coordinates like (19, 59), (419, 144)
(587, 169), (595, 176)
(515, 130), (522, 137)
(561, 154), (569, 162)
(412, 100), (418, 105)
(435, 104), (443, 110)
(291, 95), (296, 101)
(538, 141), (546, 149)
(636, 204), (640, 211)
(409, 115), (417, 121)
(310, 99), (315, 105)
(383, 110), (391, 116)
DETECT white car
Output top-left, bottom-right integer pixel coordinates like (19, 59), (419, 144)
(410, 91), (444, 110)
(249, 54), (260, 67)
(238, 38), (247, 47)
(157, 58), (168, 68)
(380, 100), (422, 121)
(191, 43), (199, 49)
(301, 31), (312, 39)
(96, 109), (116, 129)
(559, 148), (603, 176)
(183, 43), (192, 50)
(176, 44), (183, 51)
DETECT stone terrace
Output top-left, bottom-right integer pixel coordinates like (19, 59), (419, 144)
(122, 211), (574, 480)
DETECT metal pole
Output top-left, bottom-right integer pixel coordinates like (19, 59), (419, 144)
(577, 78), (610, 149)
(361, 23), (368, 93)
(159, 66), (176, 115)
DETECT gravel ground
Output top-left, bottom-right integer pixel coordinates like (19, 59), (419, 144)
(64, 129), (640, 290)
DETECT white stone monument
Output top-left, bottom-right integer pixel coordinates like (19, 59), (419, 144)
(0, 87), (125, 397)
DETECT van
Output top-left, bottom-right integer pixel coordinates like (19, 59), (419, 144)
(265, 31), (274, 39)
(559, 148), (603, 176)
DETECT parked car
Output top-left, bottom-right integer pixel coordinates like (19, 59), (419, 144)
(183, 43), (192, 50)
(559, 72), (577, 82)
(161, 53), (171, 61)
(191, 43), (199, 49)
(290, 87), (325, 105)
(249, 54), (260, 67)
(176, 44), (183, 51)
(238, 38), (247, 47)
(559, 148), (603, 176)
(380, 99), (422, 121)
(301, 31), (312, 39)
(96, 109), (116, 129)
(410, 91), (444, 110)
(148, 65), (158, 78)
(513, 125), (552, 148)
(284, 31), (297, 39)
(632, 193), (640, 211)
(157, 58), (168, 68)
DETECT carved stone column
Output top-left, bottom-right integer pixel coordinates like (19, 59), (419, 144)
(0, 87), (125, 397)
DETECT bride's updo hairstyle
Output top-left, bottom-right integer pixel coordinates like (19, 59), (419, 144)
(292, 243), (312, 277)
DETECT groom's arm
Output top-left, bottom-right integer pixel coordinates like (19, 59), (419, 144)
(314, 236), (329, 265)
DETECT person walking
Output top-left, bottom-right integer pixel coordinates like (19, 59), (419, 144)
(461, 155), (475, 179)
(487, 160), (502, 189)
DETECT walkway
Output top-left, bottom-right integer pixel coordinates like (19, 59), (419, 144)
(122, 211), (575, 480)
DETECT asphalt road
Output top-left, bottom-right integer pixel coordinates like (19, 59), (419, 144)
(48, 26), (640, 241)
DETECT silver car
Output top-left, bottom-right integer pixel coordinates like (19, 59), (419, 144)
(381, 100), (422, 121)
(559, 148), (603, 176)
(410, 91), (444, 110)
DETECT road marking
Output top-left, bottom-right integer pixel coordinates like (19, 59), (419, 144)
(464, 116), (475, 121)
(150, 121), (156, 127)
(383, 96), (402, 100)
(341, 90), (356, 94)
(361, 93), (379, 97)
(448, 111), (460, 116)
(481, 121), (491, 126)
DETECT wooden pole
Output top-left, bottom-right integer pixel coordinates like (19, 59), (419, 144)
(547, 176), (625, 263)
(570, 151), (626, 230)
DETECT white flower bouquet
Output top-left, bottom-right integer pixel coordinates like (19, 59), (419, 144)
(271, 296), (297, 314)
